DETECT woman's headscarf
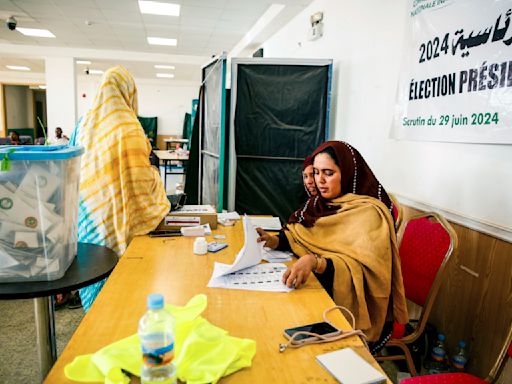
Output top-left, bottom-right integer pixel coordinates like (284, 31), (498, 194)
(302, 155), (313, 170)
(302, 155), (316, 197)
(76, 65), (170, 256)
(289, 141), (393, 227)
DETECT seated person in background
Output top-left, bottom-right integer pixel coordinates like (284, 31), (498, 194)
(302, 155), (317, 197)
(51, 127), (69, 145)
(73, 66), (170, 312)
(9, 131), (20, 145)
(259, 140), (407, 346)
(257, 155), (317, 248)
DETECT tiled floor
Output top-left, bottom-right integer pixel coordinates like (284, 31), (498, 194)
(0, 298), (84, 383)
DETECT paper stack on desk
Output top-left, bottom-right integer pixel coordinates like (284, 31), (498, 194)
(207, 216), (292, 292)
(316, 348), (387, 384)
(249, 216), (281, 231)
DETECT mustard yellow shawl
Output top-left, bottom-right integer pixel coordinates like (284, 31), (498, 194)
(285, 194), (408, 341)
(77, 66), (170, 256)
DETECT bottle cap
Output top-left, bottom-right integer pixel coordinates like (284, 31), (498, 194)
(147, 293), (164, 310)
(193, 237), (208, 255)
(438, 333), (446, 341)
(459, 340), (466, 348)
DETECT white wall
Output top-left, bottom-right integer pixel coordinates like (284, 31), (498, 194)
(76, 75), (198, 136)
(45, 57), (77, 138)
(136, 81), (198, 136)
(262, 0), (512, 232)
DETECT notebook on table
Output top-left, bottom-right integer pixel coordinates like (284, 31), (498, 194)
(316, 347), (387, 384)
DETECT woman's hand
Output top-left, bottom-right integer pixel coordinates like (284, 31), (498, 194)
(282, 254), (317, 289)
(256, 227), (279, 249)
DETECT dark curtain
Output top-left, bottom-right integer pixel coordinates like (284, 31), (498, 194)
(234, 64), (330, 222)
(184, 87), (203, 204)
(137, 116), (157, 148)
(182, 113), (191, 139)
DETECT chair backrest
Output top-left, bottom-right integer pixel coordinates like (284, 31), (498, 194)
(398, 212), (457, 331)
(19, 135), (33, 145)
(389, 193), (403, 230)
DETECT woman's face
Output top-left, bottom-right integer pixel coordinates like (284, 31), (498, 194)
(313, 152), (342, 199)
(302, 165), (317, 196)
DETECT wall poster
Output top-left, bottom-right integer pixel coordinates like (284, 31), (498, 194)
(391, 0), (512, 144)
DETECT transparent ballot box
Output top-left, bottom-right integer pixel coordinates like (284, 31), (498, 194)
(0, 145), (84, 282)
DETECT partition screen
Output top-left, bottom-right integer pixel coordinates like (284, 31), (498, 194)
(229, 58), (332, 221)
(200, 55), (227, 211)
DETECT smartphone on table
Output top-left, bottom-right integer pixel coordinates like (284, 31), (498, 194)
(283, 321), (340, 343)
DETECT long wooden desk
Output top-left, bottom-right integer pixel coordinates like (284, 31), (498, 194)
(45, 221), (390, 383)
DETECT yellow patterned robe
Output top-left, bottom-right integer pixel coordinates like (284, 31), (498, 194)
(76, 66), (170, 311)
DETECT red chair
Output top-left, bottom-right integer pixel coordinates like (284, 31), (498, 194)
(400, 335), (512, 384)
(375, 212), (458, 376)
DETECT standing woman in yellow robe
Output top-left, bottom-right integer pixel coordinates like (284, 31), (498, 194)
(72, 66), (170, 312)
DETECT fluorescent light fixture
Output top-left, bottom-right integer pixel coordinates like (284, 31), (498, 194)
(39, 85), (47, 89)
(76, 60), (92, 65)
(156, 73), (174, 78)
(138, 1), (180, 16)
(147, 37), (177, 46)
(6, 65), (31, 71)
(17, 27), (56, 38)
(154, 64), (175, 69)
(89, 69), (104, 75)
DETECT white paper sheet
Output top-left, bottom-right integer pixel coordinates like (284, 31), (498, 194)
(208, 263), (292, 292)
(316, 348), (387, 384)
(249, 216), (282, 231)
(0, 248), (20, 269)
(262, 248), (293, 263)
(212, 215), (264, 278)
(218, 211), (241, 221)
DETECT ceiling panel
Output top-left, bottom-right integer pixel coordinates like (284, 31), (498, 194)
(0, 0), (315, 79)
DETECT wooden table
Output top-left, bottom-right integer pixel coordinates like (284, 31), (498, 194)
(153, 150), (189, 191)
(164, 138), (189, 150)
(0, 243), (117, 382)
(45, 222), (390, 383)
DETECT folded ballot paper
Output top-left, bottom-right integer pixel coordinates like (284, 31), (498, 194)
(207, 216), (292, 292)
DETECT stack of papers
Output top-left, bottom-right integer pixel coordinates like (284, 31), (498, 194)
(249, 216), (281, 231)
(316, 348), (387, 384)
(262, 248), (292, 263)
(218, 211), (241, 221)
(207, 216), (291, 292)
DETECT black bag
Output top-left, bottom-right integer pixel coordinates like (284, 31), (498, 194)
(167, 193), (187, 211)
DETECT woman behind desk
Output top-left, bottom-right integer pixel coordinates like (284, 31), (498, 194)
(261, 141), (408, 344)
(73, 66), (170, 311)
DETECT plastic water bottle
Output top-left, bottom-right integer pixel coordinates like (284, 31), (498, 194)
(452, 340), (468, 371)
(138, 294), (176, 383)
(425, 333), (448, 374)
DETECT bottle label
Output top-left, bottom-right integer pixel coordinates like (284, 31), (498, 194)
(431, 346), (446, 362)
(142, 340), (174, 367)
(452, 355), (467, 370)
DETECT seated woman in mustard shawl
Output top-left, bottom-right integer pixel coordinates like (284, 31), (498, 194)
(261, 141), (408, 344)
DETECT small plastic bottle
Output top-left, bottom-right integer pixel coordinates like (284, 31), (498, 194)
(451, 340), (468, 371)
(425, 333), (448, 374)
(138, 294), (176, 384)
